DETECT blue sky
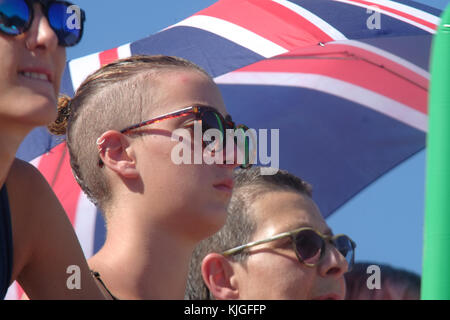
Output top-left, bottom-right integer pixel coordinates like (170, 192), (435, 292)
(66, 0), (449, 276)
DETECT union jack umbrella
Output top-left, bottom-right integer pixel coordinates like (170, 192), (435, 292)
(6, 0), (445, 299)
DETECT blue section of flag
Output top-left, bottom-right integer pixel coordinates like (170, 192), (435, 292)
(60, 62), (75, 97)
(219, 84), (426, 217)
(94, 210), (106, 254)
(130, 26), (264, 78)
(288, 0), (430, 39)
(16, 128), (65, 162)
(358, 35), (432, 70)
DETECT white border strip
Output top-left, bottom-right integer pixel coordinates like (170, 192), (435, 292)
(166, 15), (288, 58)
(215, 71), (427, 132)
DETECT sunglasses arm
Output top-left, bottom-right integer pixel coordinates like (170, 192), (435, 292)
(221, 231), (293, 257)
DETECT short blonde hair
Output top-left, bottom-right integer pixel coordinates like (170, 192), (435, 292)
(49, 55), (211, 211)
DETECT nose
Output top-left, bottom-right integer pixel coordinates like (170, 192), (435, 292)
(216, 135), (242, 170)
(317, 242), (349, 278)
(24, 4), (59, 52)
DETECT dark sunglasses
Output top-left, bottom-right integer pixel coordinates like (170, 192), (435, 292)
(222, 227), (356, 270)
(0, 0), (85, 47)
(101, 105), (254, 169)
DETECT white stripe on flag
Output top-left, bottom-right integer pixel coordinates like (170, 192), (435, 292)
(68, 52), (101, 92)
(333, 0), (438, 33)
(215, 71), (427, 132)
(118, 43), (132, 59)
(74, 192), (98, 258)
(346, 0), (440, 25)
(5, 282), (18, 300)
(166, 15), (288, 58)
(29, 155), (42, 169)
(272, 0), (348, 40)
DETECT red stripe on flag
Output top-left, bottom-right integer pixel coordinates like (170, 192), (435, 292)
(99, 48), (119, 66)
(240, 51), (427, 115)
(16, 284), (24, 300)
(282, 43), (429, 91)
(37, 143), (82, 225)
(346, 0), (437, 31)
(195, 0), (334, 50)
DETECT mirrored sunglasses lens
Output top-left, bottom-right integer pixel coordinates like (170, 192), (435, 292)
(235, 125), (257, 169)
(234, 126), (250, 167)
(202, 111), (224, 147)
(334, 236), (355, 267)
(295, 230), (324, 264)
(48, 2), (82, 46)
(0, 0), (30, 35)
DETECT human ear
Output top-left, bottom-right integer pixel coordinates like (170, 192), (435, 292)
(201, 253), (239, 300)
(97, 130), (139, 179)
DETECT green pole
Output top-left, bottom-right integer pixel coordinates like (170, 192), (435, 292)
(422, 4), (450, 300)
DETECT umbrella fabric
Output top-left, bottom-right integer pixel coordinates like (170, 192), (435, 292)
(215, 39), (428, 216)
(7, 0), (442, 299)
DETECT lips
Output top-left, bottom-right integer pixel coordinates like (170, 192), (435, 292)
(213, 178), (234, 193)
(18, 67), (53, 83)
(312, 293), (342, 300)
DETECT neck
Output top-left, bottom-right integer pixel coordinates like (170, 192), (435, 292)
(89, 207), (197, 300)
(0, 124), (32, 186)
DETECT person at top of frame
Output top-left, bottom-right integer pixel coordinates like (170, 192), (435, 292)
(0, 0), (106, 299)
(48, 54), (253, 299)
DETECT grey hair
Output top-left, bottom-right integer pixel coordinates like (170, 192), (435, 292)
(185, 166), (313, 300)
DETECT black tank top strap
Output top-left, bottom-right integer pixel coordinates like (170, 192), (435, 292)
(91, 270), (119, 300)
(0, 185), (13, 300)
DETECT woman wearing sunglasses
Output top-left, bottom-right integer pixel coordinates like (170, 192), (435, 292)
(186, 166), (356, 300)
(0, 0), (106, 299)
(48, 55), (248, 299)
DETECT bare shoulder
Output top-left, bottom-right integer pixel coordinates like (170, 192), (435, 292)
(6, 158), (59, 283)
(6, 158), (106, 299)
(7, 158), (49, 192)
(7, 158), (63, 215)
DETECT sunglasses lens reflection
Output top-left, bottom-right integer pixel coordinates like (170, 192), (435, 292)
(0, 0), (30, 35)
(0, 0), (83, 46)
(334, 235), (355, 268)
(234, 126), (250, 167)
(200, 108), (253, 169)
(48, 2), (83, 46)
(295, 230), (324, 264)
(202, 111), (225, 145)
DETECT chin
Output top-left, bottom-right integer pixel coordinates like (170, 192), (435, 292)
(15, 98), (58, 127)
(191, 206), (228, 240)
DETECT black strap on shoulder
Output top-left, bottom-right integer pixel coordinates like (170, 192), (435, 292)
(91, 270), (119, 300)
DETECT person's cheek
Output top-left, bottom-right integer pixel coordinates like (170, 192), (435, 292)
(53, 48), (66, 94)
